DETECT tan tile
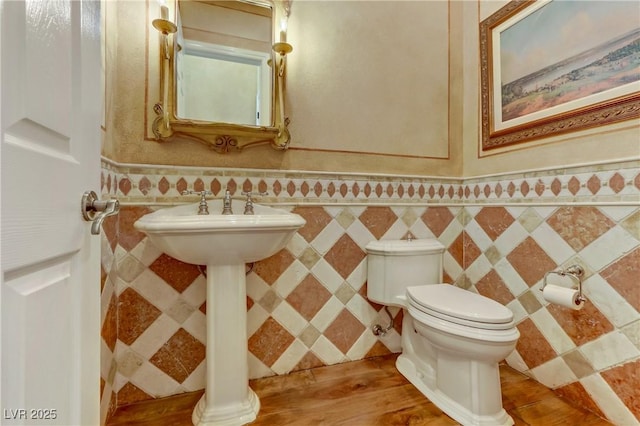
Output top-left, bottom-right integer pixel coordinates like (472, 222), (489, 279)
(562, 349), (595, 379)
(485, 245), (502, 265)
(299, 324), (321, 348)
(116, 349), (145, 377)
(298, 247), (321, 270)
(335, 282), (356, 305)
(166, 298), (196, 324)
(518, 207), (544, 233)
(620, 210), (640, 240)
(259, 290), (282, 313)
(118, 254), (146, 283)
(518, 290), (543, 314)
(335, 208), (356, 229)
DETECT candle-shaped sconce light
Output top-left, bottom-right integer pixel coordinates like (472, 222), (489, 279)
(151, 0), (177, 139)
(271, 1), (293, 149)
(279, 18), (287, 43)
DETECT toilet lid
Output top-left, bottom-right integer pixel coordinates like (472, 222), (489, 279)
(407, 284), (514, 330)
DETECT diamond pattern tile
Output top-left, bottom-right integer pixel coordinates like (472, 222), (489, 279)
(102, 160), (640, 425)
(118, 206), (153, 252)
(515, 318), (558, 369)
(149, 328), (205, 383)
(475, 270), (515, 305)
(600, 247), (640, 312)
(547, 302), (614, 346)
(148, 254), (202, 293)
(421, 207), (454, 237)
(474, 207), (515, 240)
(249, 317), (296, 367)
(292, 206), (332, 242)
(599, 360), (640, 421)
(359, 206), (397, 239)
(324, 234), (366, 280)
(254, 249), (296, 285)
(117, 288), (162, 346)
(324, 308), (366, 354)
(546, 207), (615, 251)
(286, 275), (332, 321)
(554, 382), (607, 419)
(507, 237), (557, 286)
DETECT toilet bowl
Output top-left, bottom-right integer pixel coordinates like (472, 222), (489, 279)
(366, 239), (520, 426)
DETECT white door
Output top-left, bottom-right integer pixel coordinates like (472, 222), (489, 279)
(1, 0), (102, 425)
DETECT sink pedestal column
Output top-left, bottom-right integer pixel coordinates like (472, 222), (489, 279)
(192, 264), (260, 426)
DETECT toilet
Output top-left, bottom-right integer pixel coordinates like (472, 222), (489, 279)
(366, 239), (520, 426)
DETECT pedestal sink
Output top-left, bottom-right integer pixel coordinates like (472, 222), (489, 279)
(134, 200), (305, 425)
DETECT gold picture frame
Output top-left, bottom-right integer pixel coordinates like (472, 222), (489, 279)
(480, 0), (640, 150)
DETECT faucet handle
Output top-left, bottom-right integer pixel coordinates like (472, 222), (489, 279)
(181, 190), (213, 198)
(181, 190), (212, 215)
(241, 191), (268, 215)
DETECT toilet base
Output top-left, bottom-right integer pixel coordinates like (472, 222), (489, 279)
(396, 353), (513, 426)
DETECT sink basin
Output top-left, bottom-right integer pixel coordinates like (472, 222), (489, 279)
(133, 200), (305, 426)
(134, 200), (305, 266)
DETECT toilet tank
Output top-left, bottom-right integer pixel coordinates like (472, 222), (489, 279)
(365, 239), (445, 307)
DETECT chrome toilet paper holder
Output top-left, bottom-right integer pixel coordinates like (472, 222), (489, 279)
(541, 265), (585, 303)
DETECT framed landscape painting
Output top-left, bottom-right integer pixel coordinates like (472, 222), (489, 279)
(480, 0), (640, 150)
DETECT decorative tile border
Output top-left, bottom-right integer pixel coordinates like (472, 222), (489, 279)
(100, 158), (640, 425)
(101, 158), (640, 205)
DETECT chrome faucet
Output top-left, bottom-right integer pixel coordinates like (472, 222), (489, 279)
(181, 190), (212, 215)
(241, 191), (268, 215)
(222, 190), (233, 215)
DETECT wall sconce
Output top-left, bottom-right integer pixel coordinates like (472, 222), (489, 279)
(152, 5), (177, 139)
(272, 7), (293, 148)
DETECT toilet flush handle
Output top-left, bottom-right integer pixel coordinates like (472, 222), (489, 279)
(81, 190), (120, 235)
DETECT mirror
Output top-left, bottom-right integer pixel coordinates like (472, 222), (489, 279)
(152, 0), (292, 153)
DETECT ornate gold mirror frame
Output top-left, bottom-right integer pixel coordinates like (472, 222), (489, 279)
(151, 1), (292, 154)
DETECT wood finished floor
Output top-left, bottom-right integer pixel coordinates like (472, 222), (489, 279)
(107, 354), (611, 426)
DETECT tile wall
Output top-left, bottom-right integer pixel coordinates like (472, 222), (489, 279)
(99, 159), (639, 425)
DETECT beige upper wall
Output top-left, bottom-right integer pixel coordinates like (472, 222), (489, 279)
(103, 0), (638, 178)
(462, 0), (639, 177)
(104, 0), (461, 176)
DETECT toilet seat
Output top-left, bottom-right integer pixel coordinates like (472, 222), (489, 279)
(407, 284), (514, 330)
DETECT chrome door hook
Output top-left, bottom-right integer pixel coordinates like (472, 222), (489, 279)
(81, 190), (120, 235)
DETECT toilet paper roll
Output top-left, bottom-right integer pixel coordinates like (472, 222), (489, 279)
(542, 285), (584, 310)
